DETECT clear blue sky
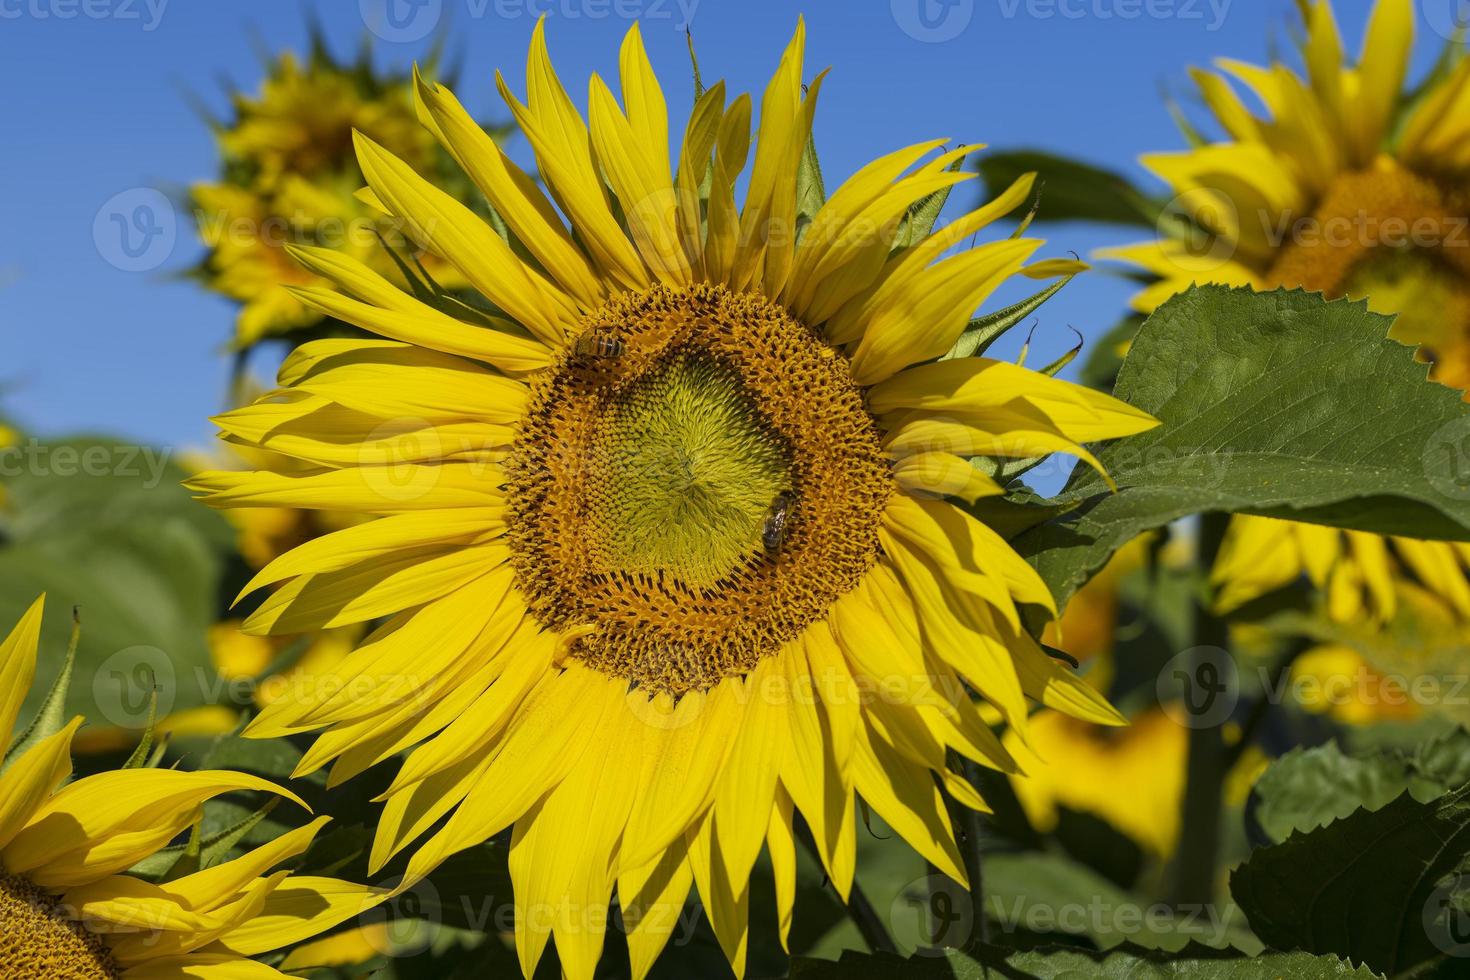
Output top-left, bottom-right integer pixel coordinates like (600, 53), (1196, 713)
(0, 0), (1453, 453)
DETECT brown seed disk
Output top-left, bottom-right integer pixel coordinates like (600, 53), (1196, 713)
(0, 873), (120, 980)
(505, 283), (892, 696)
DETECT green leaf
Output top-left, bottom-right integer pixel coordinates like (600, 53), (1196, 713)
(1250, 732), (1470, 845)
(1079, 313), (1144, 391)
(1013, 286), (1470, 610)
(795, 130), (825, 245)
(945, 275), (1076, 360)
(3, 605), (79, 771)
(791, 944), (1383, 978)
(976, 150), (1164, 227)
(120, 677), (159, 769)
(1232, 783), (1470, 977)
(893, 153), (968, 252)
(130, 798), (280, 882)
(0, 437), (233, 726)
(983, 851), (1258, 953)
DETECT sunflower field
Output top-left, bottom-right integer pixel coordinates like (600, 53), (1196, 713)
(3, 1), (1470, 977)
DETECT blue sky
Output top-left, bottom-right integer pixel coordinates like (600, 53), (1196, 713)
(0, 0), (1456, 453)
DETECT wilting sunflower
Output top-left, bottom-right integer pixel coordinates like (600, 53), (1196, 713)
(191, 20), (1156, 978)
(1102, 0), (1470, 625)
(0, 597), (383, 978)
(193, 47), (466, 347)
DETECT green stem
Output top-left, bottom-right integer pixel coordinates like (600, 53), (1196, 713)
(798, 827), (897, 954)
(946, 754), (989, 947)
(1172, 510), (1232, 909)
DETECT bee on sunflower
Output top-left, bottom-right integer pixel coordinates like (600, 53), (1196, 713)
(191, 35), (479, 349)
(0, 597), (384, 978)
(1100, 0), (1470, 633)
(190, 19), (1158, 979)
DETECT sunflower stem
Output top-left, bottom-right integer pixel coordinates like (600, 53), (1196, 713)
(1172, 510), (1231, 909)
(797, 828), (897, 954)
(946, 753), (989, 947)
(843, 876), (899, 955)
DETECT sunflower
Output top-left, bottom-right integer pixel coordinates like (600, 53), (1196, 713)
(1102, 0), (1470, 626)
(191, 20), (1157, 978)
(0, 597), (383, 978)
(1008, 707), (1188, 858)
(1212, 514), (1470, 623)
(192, 49), (464, 347)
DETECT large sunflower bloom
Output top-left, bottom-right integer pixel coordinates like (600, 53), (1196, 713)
(1102, 0), (1470, 625)
(0, 597), (383, 979)
(191, 21), (1156, 978)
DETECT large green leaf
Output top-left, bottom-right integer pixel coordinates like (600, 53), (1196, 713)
(982, 852), (1258, 953)
(0, 436), (234, 725)
(975, 150), (1163, 227)
(791, 944), (1383, 978)
(1250, 733), (1470, 845)
(1013, 287), (1470, 609)
(1232, 783), (1470, 978)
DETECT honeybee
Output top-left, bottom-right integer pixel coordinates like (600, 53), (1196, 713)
(574, 329), (625, 360)
(762, 491), (795, 553)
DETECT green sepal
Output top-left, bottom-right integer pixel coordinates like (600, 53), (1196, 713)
(2, 606), (79, 772)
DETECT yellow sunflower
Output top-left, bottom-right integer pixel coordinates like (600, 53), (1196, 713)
(1102, 0), (1470, 626)
(193, 51), (462, 347)
(1213, 514), (1470, 623)
(217, 53), (431, 192)
(1008, 706), (1188, 858)
(0, 597), (383, 978)
(191, 20), (1157, 979)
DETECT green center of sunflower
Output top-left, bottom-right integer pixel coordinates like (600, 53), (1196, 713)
(588, 355), (792, 587)
(0, 873), (120, 980)
(506, 283), (891, 696)
(1264, 163), (1470, 388)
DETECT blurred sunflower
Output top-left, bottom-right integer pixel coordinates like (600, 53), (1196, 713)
(1014, 537), (1190, 858)
(0, 597), (383, 978)
(191, 20), (1157, 979)
(1213, 514), (1470, 624)
(1102, 0), (1470, 626)
(192, 44), (471, 348)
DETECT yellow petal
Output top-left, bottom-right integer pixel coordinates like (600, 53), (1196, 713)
(218, 877), (388, 957)
(4, 770), (304, 888)
(0, 716), (81, 849)
(353, 131), (570, 345)
(0, 594), (44, 744)
(619, 842), (694, 980)
(413, 68), (605, 308)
